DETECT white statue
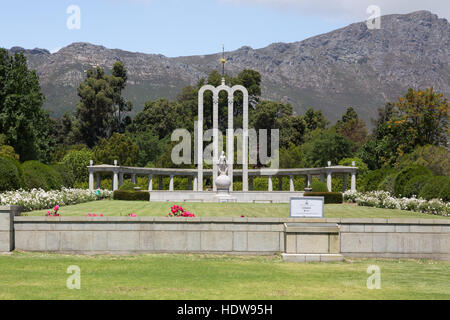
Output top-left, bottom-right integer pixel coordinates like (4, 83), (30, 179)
(218, 151), (228, 176)
(216, 151), (231, 192)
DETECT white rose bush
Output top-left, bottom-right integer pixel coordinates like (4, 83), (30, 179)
(344, 190), (449, 217)
(0, 188), (113, 212)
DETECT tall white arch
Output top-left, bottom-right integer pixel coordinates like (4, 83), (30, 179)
(197, 80), (249, 192)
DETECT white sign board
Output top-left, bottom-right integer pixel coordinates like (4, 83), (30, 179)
(290, 197), (324, 218)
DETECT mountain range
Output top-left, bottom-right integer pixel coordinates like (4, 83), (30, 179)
(7, 10), (450, 124)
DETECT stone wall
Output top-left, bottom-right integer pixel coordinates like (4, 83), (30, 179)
(2, 211), (450, 260)
(13, 217), (285, 254)
(340, 218), (450, 260)
(0, 206), (17, 252)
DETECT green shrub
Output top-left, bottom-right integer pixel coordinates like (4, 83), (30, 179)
(394, 165), (432, 197)
(396, 145), (450, 176)
(377, 173), (397, 194)
(338, 157), (369, 177)
(419, 176), (450, 201)
(304, 192), (343, 204)
(73, 181), (89, 189)
(360, 167), (396, 192)
(311, 181), (328, 192)
(22, 161), (63, 191)
(119, 181), (138, 191)
(61, 148), (93, 183)
(403, 175), (432, 198)
(0, 156), (22, 191)
(113, 190), (150, 201)
(51, 164), (75, 188)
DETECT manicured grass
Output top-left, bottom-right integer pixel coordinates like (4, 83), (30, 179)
(0, 252), (449, 300)
(26, 200), (450, 219)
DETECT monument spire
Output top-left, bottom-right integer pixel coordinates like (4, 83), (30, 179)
(220, 44), (226, 85)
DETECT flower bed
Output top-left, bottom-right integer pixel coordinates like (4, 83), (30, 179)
(167, 205), (195, 218)
(0, 188), (113, 212)
(344, 190), (449, 216)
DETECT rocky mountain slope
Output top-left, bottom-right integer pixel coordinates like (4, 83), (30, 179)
(8, 10), (450, 124)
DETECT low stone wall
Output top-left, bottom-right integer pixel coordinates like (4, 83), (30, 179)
(1, 206), (449, 260)
(0, 206), (17, 252)
(13, 217), (285, 254)
(340, 218), (450, 260)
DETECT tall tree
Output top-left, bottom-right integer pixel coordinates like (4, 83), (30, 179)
(75, 62), (132, 148)
(335, 107), (368, 150)
(0, 49), (53, 162)
(359, 88), (449, 168)
(303, 108), (329, 132)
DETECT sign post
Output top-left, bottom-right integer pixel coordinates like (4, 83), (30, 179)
(290, 197), (324, 218)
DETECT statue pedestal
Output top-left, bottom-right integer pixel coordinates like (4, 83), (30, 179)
(215, 192), (237, 203)
(215, 174), (236, 202)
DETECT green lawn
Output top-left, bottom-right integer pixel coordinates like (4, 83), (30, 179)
(25, 200), (449, 219)
(0, 252), (449, 300)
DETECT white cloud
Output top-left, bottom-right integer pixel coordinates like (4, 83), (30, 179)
(220, 0), (450, 21)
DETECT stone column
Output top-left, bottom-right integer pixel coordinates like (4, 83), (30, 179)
(88, 160), (94, 191)
(0, 206), (16, 252)
(249, 176), (254, 191)
(119, 172), (124, 187)
(268, 176), (273, 192)
(169, 175), (174, 191)
(194, 175), (198, 192)
(212, 95), (219, 192)
(227, 96), (234, 192)
(113, 170), (119, 191)
(242, 89), (249, 192)
(278, 176), (283, 191)
(131, 173), (137, 184)
(197, 88), (205, 192)
(342, 174), (347, 192)
(148, 174), (153, 191)
(159, 176), (163, 190)
(320, 173), (325, 183)
(351, 171), (357, 191)
(112, 160), (119, 191)
(96, 173), (101, 189)
(290, 175), (295, 192)
(327, 170), (332, 192)
(307, 174), (312, 188)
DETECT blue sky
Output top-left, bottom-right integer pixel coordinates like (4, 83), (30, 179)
(1, 0), (448, 57)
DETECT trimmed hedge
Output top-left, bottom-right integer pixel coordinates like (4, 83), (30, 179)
(113, 190), (150, 201)
(394, 165), (432, 197)
(22, 161), (63, 191)
(419, 176), (450, 202)
(304, 192), (343, 204)
(0, 156), (22, 191)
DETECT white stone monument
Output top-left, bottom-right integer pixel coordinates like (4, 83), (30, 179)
(197, 47), (249, 192)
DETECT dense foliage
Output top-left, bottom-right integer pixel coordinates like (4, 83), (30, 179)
(0, 49), (53, 162)
(113, 190), (150, 201)
(0, 156), (21, 191)
(304, 192), (343, 204)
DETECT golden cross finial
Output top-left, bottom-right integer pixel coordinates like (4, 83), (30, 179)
(220, 44), (227, 77)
